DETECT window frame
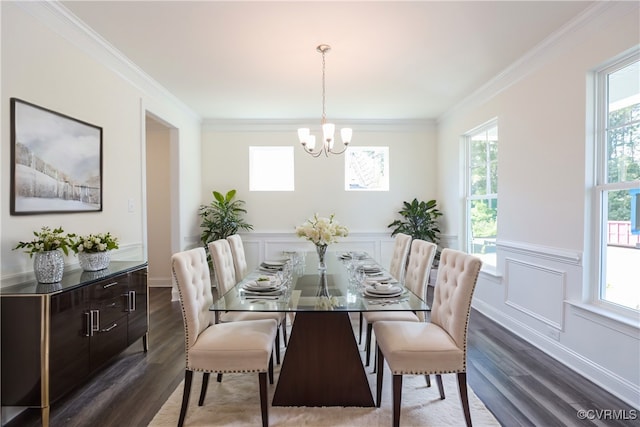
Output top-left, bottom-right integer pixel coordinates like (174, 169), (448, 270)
(464, 119), (498, 268)
(591, 52), (640, 316)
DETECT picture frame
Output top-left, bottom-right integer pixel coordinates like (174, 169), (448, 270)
(10, 98), (103, 215)
(345, 146), (390, 191)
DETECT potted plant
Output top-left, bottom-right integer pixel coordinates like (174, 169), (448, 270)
(71, 232), (119, 271)
(388, 198), (443, 283)
(14, 226), (75, 283)
(199, 189), (253, 266)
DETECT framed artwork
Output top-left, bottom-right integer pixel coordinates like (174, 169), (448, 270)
(345, 146), (390, 191)
(10, 98), (103, 215)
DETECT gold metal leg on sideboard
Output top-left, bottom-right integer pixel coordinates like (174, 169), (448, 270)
(41, 406), (50, 427)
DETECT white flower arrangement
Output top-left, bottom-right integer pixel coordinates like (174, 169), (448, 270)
(72, 232), (119, 254)
(295, 213), (349, 246)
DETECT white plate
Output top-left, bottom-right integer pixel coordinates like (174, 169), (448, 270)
(366, 284), (402, 294)
(243, 281), (282, 292)
(365, 274), (393, 283)
(364, 287), (403, 298)
(263, 260), (286, 266)
(242, 289), (284, 297)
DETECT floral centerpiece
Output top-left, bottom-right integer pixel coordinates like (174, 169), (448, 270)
(13, 226), (75, 283)
(72, 232), (119, 271)
(295, 214), (349, 270)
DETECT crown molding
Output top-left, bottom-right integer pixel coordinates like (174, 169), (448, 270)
(15, 1), (201, 122)
(438, 1), (632, 124)
(201, 118), (436, 132)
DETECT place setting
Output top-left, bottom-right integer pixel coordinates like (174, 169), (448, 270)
(240, 275), (286, 299)
(258, 259), (288, 272)
(362, 281), (405, 299)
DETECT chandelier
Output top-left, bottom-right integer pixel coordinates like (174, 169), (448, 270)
(298, 44), (352, 157)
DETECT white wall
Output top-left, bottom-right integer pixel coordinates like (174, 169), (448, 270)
(437, 2), (640, 406)
(200, 123), (437, 234)
(0, 2), (202, 283)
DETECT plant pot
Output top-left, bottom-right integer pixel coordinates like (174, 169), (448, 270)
(78, 251), (111, 271)
(33, 250), (64, 284)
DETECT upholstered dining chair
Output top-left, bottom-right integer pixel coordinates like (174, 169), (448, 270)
(362, 239), (437, 367)
(358, 233), (412, 345)
(227, 234), (248, 280)
(171, 247), (278, 427)
(373, 248), (482, 427)
(388, 232), (412, 284)
(208, 239), (287, 364)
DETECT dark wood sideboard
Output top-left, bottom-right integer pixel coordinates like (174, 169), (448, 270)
(0, 261), (148, 427)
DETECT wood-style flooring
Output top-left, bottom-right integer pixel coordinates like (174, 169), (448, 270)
(4, 287), (637, 427)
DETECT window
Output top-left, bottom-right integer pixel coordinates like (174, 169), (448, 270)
(465, 121), (498, 267)
(249, 146), (294, 191)
(594, 54), (640, 312)
(345, 146), (389, 191)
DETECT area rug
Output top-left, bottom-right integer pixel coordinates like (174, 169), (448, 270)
(149, 358), (500, 427)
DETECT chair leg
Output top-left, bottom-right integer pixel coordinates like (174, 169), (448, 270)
(365, 322), (373, 366)
(268, 353), (274, 385)
(392, 374), (403, 427)
(178, 370), (193, 427)
(282, 316), (288, 347)
(259, 372), (269, 427)
(358, 312), (363, 344)
(436, 374), (445, 399)
(216, 373), (223, 382)
(376, 347), (385, 407)
(457, 372), (472, 427)
(425, 374), (431, 387)
(275, 333), (281, 365)
(198, 372), (210, 406)
(373, 342), (378, 373)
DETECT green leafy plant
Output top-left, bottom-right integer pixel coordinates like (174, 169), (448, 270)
(199, 189), (253, 247)
(388, 198), (443, 264)
(13, 226), (75, 257)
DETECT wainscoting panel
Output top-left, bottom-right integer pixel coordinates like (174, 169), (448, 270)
(504, 257), (566, 331)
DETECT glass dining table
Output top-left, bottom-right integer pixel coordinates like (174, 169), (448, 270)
(210, 251), (430, 407)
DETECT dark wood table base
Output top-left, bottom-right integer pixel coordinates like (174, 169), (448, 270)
(272, 311), (375, 407)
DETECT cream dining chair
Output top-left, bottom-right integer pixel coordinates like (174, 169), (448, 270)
(171, 247), (277, 427)
(226, 234), (248, 280)
(358, 233), (412, 345)
(208, 239), (287, 364)
(373, 248), (482, 427)
(363, 239), (436, 367)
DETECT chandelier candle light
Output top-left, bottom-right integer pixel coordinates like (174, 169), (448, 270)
(298, 44), (352, 157)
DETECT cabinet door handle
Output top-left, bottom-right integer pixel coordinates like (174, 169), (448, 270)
(85, 310), (100, 336)
(128, 290), (136, 311)
(103, 281), (118, 289)
(85, 311), (92, 337)
(92, 309), (100, 333)
(100, 323), (118, 333)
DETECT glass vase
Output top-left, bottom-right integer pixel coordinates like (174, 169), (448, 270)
(315, 244), (328, 271)
(33, 250), (64, 284)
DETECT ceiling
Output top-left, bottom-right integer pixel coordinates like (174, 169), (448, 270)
(61, 1), (596, 121)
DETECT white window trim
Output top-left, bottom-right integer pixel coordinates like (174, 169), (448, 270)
(463, 118), (498, 268)
(588, 50), (640, 319)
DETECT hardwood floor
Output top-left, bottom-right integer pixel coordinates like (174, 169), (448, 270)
(4, 287), (636, 427)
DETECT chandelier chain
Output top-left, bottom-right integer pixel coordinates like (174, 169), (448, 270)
(321, 48), (327, 125)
